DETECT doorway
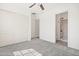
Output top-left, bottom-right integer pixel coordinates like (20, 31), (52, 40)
(31, 13), (39, 40)
(56, 11), (68, 46)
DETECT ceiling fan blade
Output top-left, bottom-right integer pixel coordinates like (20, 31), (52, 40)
(40, 4), (44, 10)
(29, 3), (36, 8)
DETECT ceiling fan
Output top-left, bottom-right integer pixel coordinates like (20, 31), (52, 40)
(29, 3), (45, 10)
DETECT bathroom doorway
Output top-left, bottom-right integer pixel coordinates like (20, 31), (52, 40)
(31, 13), (39, 40)
(56, 11), (68, 46)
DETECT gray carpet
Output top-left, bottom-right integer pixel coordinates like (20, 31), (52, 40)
(0, 39), (79, 56)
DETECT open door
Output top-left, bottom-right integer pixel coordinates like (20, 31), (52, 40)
(56, 11), (68, 46)
(31, 13), (39, 39)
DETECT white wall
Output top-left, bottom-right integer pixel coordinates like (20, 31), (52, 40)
(39, 11), (55, 42)
(39, 3), (79, 50)
(68, 4), (79, 50)
(0, 3), (31, 47)
(0, 3), (27, 15)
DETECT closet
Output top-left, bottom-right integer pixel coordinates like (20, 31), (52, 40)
(56, 11), (68, 46)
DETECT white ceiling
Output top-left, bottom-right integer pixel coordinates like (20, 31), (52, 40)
(0, 3), (45, 15)
(0, 3), (78, 15)
(0, 3), (26, 15)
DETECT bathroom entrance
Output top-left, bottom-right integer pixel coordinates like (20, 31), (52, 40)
(31, 13), (39, 40)
(56, 11), (68, 46)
